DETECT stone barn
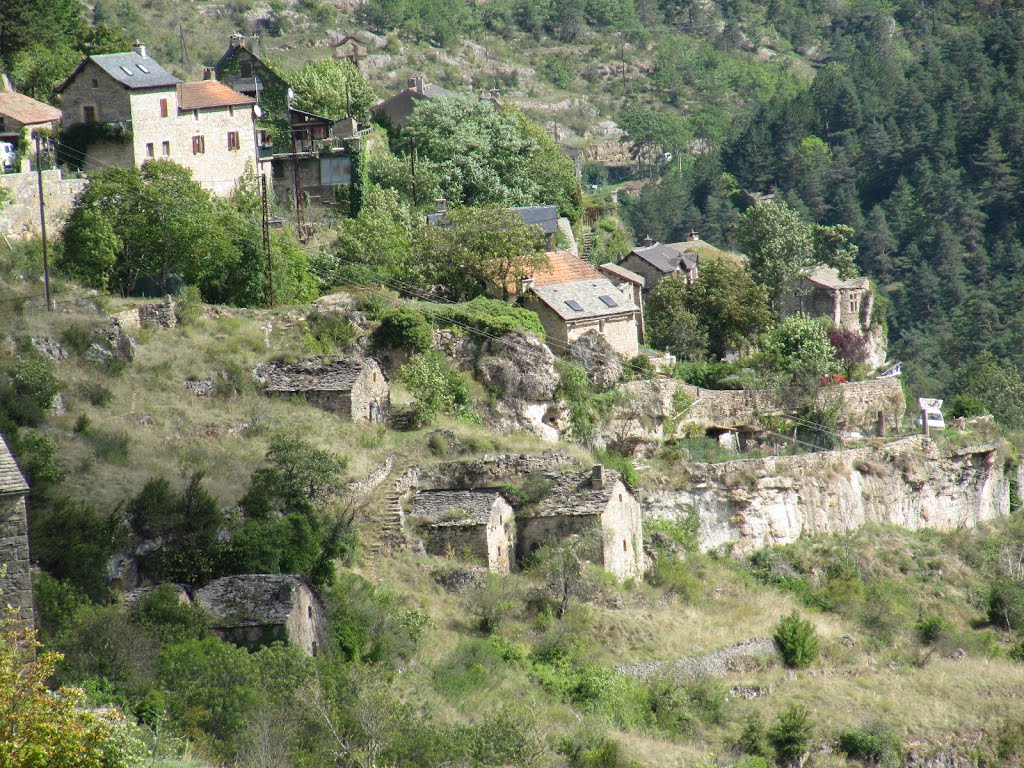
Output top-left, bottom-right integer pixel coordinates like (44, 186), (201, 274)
(0, 434), (31, 630)
(194, 574), (328, 656)
(409, 490), (515, 573)
(254, 357), (390, 423)
(518, 466), (644, 579)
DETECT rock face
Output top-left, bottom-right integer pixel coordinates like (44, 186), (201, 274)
(476, 333), (564, 440)
(86, 318), (137, 369)
(640, 436), (1010, 554)
(568, 330), (622, 391)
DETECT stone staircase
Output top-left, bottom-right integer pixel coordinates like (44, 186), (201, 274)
(367, 491), (406, 556)
(580, 231), (596, 258)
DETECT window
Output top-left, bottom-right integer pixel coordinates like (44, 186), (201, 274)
(160, 98), (168, 117)
(192, 135), (205, 155)
(161, 140), (170, 156)
(307, 606), (313, 619)
(240, 60), (253, 78)
(83, 105), (97, 123)
(119, 65), (134, 76)
(598, 294), (618, 307)
(565, 299), (584, 312)
(227, 131), (240, 151)
(91, 78), (98, 88)
(623, 540), (628, 552)
(137, 63), (150, 74)
(146, 142), (154, 158)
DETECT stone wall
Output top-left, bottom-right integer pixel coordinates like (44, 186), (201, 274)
(409, 450), (578, 491)
(600, 478), (644, 579)
(0, 167), (86, 239)
(0, 494), (32, 630)
(284, 583), (329, 657)
(350, 361), (390, 423)
(640, 436), (1009, 554)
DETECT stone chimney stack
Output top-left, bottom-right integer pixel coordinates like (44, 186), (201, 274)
(643, 234), (654, 247)
(249, 33), (260, 56)
(132, 40), (147, 58)
(407, 75), (425, 93)
(591, 464), (605, 489)
(689, 229), (699, 241)
(203, 67), (216, 81)
(436, 197), (447, 214)
(230, 33), (245, 49)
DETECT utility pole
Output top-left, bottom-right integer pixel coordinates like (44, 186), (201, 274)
(410, 138), (417, 206)
(261, 174), (274, 308)
(179, 24), (190, 69)
(34, 133), (52, 312)
(290, 126), (306, 242)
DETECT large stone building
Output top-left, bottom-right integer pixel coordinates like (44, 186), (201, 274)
(0, 434), (32, 630)
(254, 356), (390, 423)
(409, 489), (515, 573)
(194, 574), (327, 656)
(57, 43), (259, 196)
(213, 33), (288, 155)
(781, 266), (873, 332)
(618, 237), (699, 293)
(518, 466), (644, 579)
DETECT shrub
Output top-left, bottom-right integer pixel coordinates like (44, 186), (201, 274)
(467, 574), (519, 634)
(989, 578), (1024, 631)
(767, 704), (814, 765)
(400, 351), (478, 425)
(79, 381), (114, 407)
(372, 307), (433, 352)
(301, 309), (357, 354)
(1010, 641), (1024, 663)
(838, 721), (903, 768)
(559, 727), (624, 768)
(593, 449), (640, 488)
(948, 393), (988, 419)
(132, 583), (209, 644)
(85, 428), (131, 464)
(915, 613), (950, 645)
(859, 579), (910, 644)
(624, 354), (655, 381)
(735, 711), (771, 758)
(2, 347), (60, 425)
(647, 556), (702, 602)
(73, 414), (90, 434)
(773, 610), (819, 668)
(429, 296), (545, 339)
(647, 675), (725, 735)
(12, 431), (64, 490)
(175, 285), (203, 325)
(60, 323), (95, 356)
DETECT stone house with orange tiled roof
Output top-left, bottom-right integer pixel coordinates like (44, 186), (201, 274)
(57, 43), (259, 196)
(0, 79), (61, 147)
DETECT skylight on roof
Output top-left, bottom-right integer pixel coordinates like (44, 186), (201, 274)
(598, 295), (618, 307)
(565, 300), (584, 312)
(120, 65), (134, 76)
(137, 64), (150, 73)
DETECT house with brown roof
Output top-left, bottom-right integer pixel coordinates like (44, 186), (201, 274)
(213, 34), (289, 155)
(618, 236), (699, 293)
(371, 76), (458, 130)
(0, 79), (61, 148)
(253, 356), (390, 423)
(781, 266), (873, 332)
(57, 43), (259, 196)
(518, 465), (644, 579)
(0, 433), (32, 630)
(194, 574), (328, 656)
(409, 490), (515, 573)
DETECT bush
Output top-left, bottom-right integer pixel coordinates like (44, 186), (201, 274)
(838, 721), (903, 768)
(1010, 641), (1024, 663)
(767, 704), (814, 765)
(176, 285), (203, 325)
(647, 556), (702, 602)
(988, 578), (1024, 631)
(429, 296), (545, 339)
(915, 613), (950, 645)
(60, 323), (95, 356)
(467, 574), (519, 634)
(773, 610), (819, 668)
(301, 308), (357, 354)
(647, 675), (725, 736)
(132, 583), (209, 644)
(624, 354), (655, 381)
(79, 381), (114, 407)
(372, 307), (433, 352)
(948, 393), (988, 419)
(400, 351), (477, 425)
(735, 711), (771, 759)
(85, 428), (131, 464)
(559, 728), (624, 768)
(859, 579), (910, 644)
(2, 346), (60, 425)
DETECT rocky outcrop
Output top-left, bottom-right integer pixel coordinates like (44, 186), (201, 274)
(640, 436), (1009, 554)
(476, 332), (565, 440)
(615, 637), (777, 679)
(85, 318), (136, 369)
(568, 330), (622, 391)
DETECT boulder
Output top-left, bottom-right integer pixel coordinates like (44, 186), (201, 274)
(31, 337), (68, 364)
(568, 330), (623, 391)
(86, 318), (136, 369)
(476, 332), (559, 402)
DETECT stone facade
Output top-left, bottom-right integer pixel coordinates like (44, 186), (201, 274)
(410, 490), (515, 573)
(640, 436), (1009, 554)
(0, 434), (31, 630)
(194, 574), (328, 656)
(0, 168), (86, 239)
(59, 52), (258, 196)
(254, 357), (390, 423)
(780, 267), (873, 332)
(522, 288), (640, 358)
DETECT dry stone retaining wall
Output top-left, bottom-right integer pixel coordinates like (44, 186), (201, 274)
(0, 168), (85, 239)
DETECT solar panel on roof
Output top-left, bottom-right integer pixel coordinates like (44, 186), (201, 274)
(565, 300), (584, 312)
(598, 295), (618, 307)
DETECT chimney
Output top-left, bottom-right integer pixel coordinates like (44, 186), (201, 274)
(0, 74), (10, 92)
(591, 464), (605, 489)
(203, 67), (216, 81)
(249, 33), (260, 56)
(519, 276), (535, 295)
(407, 75), (425, 93)
(643, 234), (654, 247)
(132, 40), (147, 58)
(436, 197), (447, 214)
(489, 88), (500, 100)
(230, 33), (245, 49)
(689, 229), (699, 241)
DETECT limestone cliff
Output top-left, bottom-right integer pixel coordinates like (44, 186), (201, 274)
(640, 436), (1009, 554)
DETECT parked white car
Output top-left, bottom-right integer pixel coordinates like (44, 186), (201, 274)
(0, 142), (16, 171)
(916, 398), (945, 430)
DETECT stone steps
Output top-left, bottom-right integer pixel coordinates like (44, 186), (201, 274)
(367, 492), (405, 556)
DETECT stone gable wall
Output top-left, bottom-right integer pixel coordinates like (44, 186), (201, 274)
(0, 168), (86, 239)
(0, 494), (32, 630)
(599, 479), (644, 578)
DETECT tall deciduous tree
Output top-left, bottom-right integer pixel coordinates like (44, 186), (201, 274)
(289, 59), (378, 122)
(645, 275), (709, 360)
(677, 259), (773, 358)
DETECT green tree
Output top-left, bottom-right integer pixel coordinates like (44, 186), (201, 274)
(768, 704), (815, 766)
(759, 314), (840, 382)
(441, 206), (549, 301)
(677, 259), (772, 358)
(953, 351), (1024, 429)
(289, 58), (377, 121)
(645, 275), (709, 360)
(773, 610), (819, 669)
(400, 351), (477, 425)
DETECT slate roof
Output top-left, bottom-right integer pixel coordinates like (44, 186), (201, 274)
(177, 81), (255, 110)
(0, 91), (61, 125)
(411, 489), (504, 527)
(426, 205), (559, 235)
(805, 265), (870, 291)
(195, 574), (310, 627)
(598, 262), (645, 286)
(521, 468), (625, 518)
(530, 278), (638, 321)
(626, 242), (697, 274)
(253, 357), (381, 393)
(0, 434), (28, 495)
(530, 250), (601, 287)
(57, 52), (181, 92)
(372, 83), (456, 116)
